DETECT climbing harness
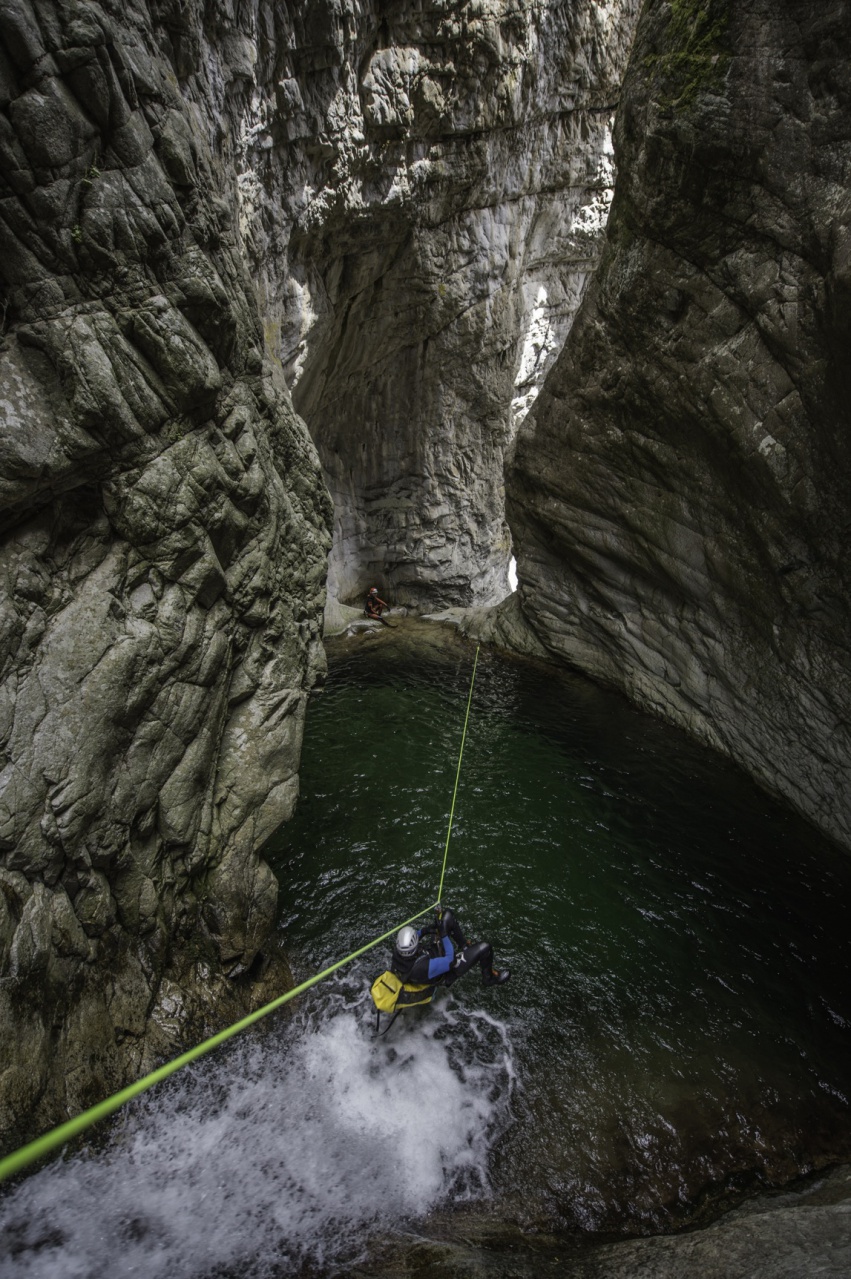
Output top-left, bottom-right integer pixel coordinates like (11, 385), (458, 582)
(369, 645), (480, 1034)
(0, 645), (481, 1185)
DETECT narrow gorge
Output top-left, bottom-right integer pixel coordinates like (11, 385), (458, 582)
(1, 0), (850, 1275)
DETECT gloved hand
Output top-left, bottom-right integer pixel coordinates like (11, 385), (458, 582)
(436, 905), (455, 937)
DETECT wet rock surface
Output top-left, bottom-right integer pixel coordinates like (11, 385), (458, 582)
(508, 0), (851, 850)
(0, 0), (330, 1147)
(356, 1164), (851, 1277)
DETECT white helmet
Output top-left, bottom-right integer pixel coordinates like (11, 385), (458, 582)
(395, 925), (419, 957)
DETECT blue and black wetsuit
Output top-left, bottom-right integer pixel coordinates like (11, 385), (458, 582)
(391, 912), (497, 987)
(391, 927), (454, 985)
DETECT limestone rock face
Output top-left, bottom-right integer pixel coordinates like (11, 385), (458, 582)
(234, 0), (639, 611)
(0, 0), (330, 1145)
(508, 0), (851, 848)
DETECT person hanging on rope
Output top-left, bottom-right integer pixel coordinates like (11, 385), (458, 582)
(391, 904), (510, 991)
(364, 586), (391, 622)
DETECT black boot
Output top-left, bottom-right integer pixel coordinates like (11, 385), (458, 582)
(482, 967), (510, 987)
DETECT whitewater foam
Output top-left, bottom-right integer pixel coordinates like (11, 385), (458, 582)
(0, 974), (515, 1278)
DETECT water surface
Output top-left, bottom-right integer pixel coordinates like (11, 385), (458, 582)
(1, 619), (849, 1277)
(269, 620), (851, 1240)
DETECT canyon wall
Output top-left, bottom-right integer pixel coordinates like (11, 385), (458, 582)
(0, 0), (331, 1147)
(0, 0), (643, 1152)
(10, 0), (848, 1164)
(508, 0), (851, 848)
(233, 0), (640, 615)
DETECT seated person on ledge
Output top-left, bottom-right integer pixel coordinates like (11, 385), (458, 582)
(391, 905), (510, 989)
(364, 586), (390, 619)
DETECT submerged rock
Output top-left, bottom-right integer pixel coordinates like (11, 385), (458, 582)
(508, 0), (851, 849)
(359, 1164), (851, 1278)
(0, 0), (330, 1147)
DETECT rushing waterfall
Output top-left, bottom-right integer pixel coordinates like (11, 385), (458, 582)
(0, 981), (515, 1278)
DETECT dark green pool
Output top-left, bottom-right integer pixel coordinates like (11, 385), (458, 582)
(3, 619), (850, 1278)
(266, 619), (851, 1238)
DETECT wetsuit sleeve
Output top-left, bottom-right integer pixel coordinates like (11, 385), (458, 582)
(426, 935), (454, 980)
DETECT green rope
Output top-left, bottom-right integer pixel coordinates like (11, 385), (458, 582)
(0, 644), (482, 1185)
(436, 644), (480, 906)
(0, 903), (437, 1184)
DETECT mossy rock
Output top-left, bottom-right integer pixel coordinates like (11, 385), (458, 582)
(644, 0), (731, 111)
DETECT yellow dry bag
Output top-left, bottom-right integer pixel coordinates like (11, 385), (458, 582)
(370, 970), (437, 1033)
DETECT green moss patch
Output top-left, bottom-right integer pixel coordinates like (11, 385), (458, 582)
(645, 0), (731, 111)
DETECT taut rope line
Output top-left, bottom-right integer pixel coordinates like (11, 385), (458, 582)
(436, 644), (480, 905)
(0, 645), (482, 1185)
(0, 905), (437, 1184)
